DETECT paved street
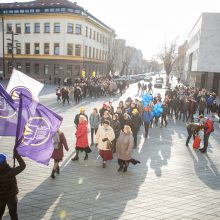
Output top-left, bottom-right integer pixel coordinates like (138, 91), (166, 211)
(1, 82), (220, 220)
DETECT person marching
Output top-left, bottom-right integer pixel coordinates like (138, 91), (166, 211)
(116, 125), (140, 172)
(0, 151), (26, 220)
(72, 115), (91, 161)
(74, 107), (88, 128)
(142, 106), (153, 138)
(89, 108), (101, 146)
(51, 130), (69, 178)
(95, 120), (115, 168)
(110, 114), (121, 153)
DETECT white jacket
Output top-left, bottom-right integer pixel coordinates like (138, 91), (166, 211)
(95, 125), (115, 150)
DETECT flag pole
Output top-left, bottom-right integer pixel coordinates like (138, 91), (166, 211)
(13, 93), (23, 168)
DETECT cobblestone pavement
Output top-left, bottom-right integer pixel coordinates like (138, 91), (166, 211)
(1, 82), (220, 220)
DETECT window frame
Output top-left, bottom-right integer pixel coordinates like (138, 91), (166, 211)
(54, 23), (60, 33)
(34, 23), (40, 33)
(34, 43), (40, 55)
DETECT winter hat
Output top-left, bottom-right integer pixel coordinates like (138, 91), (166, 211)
(103, 120), (110, 125)
(80, 107), (85, 112)
(132, 109), (138, 114)
(0, 154), (7, 165)
(103, 103), (107, 108)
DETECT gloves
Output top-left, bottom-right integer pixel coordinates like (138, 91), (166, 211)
(102, 138), (108, 142)
(95, 143), (98, 147)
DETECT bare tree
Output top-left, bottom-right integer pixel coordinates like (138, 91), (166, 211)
(158, 39), (177, 75)
(106, 38), (117, 76)
(120, 46), (134, 76)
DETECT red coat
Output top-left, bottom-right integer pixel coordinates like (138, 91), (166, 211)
(51, 132), (69, 161)
(75, 121), (89, 148)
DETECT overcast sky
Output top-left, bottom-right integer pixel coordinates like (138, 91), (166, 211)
(1, 0), (220, 59)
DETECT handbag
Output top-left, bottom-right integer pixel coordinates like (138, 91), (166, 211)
(106, 140), (112, 150)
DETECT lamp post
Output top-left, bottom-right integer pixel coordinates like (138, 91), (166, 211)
(6, 31), (19, 71)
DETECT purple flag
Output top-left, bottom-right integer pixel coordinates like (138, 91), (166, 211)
(0, 83), (17, 136)
(15, 93), (63, 165)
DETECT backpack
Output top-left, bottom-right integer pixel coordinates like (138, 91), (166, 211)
(53, 132), (61, 149)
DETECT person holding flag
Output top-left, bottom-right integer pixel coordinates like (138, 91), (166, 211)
(0, 152), (26, 220)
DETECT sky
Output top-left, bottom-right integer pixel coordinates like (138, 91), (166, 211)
(1, 0), (220, 59)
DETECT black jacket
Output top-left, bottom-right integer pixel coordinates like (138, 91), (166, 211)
(0, 155), (26, 201)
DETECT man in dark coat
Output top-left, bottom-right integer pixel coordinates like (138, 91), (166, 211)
(74, 107), (88, 128)
(0, 152), (26, 220)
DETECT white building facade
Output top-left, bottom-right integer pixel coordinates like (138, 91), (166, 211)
(0, 0), (115, 81)
(185, 13), (220, 94)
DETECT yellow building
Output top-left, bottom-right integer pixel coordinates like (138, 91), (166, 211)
(0, 0), (115, 82)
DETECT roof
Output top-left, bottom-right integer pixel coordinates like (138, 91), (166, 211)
(0, 0), (82, 10)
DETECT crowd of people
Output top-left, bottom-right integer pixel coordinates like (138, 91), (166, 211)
(55, 76), (128, 106)
(50, 83), (219, 178)
(0, 79), (219, 219)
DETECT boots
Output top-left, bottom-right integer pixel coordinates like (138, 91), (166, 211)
(51, 170), (56, 179)
(72, 154), (79, 161)
(84, 154), (88, 160)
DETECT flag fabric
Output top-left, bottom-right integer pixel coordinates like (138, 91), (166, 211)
(7, 69), (44, 108)
(15, 93), (63, 165)
(0, 83), (17, 136)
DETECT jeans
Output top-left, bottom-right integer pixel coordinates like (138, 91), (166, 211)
(0, 196), (18, 220)
(91, 128), (98, 144)
(161, 114), (167, 127)
(144, 122), (150, 138)
(186, 128), (196, 146)
(203, 133), (211, 151)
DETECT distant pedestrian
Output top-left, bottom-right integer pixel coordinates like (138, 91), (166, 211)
(74, 107), (88, 128)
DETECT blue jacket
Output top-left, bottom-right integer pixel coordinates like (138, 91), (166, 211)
(143, 111), (153, 123)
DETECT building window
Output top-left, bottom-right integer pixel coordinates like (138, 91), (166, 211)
(67, 23), (73, 33)
(67, 65), (72, 75)
(25, 9), (30, 13)
(97, 32), (99, 42)
(74, 65), (80, 76)
(44, 43), (50, 55)
(34, 23), (40, 33)
(25, 63), (30, 74)
(35, 9), (40, 13)
(75, 44), (81, 56)
(54, 64), (59, 75)
(25, 43), (30, 54)
(54, 23), (60, 33)
(67, 8), (74, 13)
(99, 49), (102, 60)
(89, 28), (92, 38)
(85, 26), (88, 37)
(16, 43), (21, 54)
(7, 43), (12, 54)
(8, 62), (13, 74)
(44, 23), (50, 33)
(20, 9), (24, 13)
(55, 8), (60, 12)
(44, 64), (49, 75)
(34, 63), (40, 74)
(25, 23), (30, 33)
(50, 8), (55, 13)
(96, 49), (98, 59)
(16, 63), (22, 70)
(93, 48), (95, 59)
(93, 31), (96, 40)
(67, 43), (73, 55)
(85, 46), (88, 58)
(100, 34), (102, 43)
(75, 24), (81, 34)
(16, 24), (21, 34)
(89, 47), (91, 58)
(61, 8), (66, 12)
(54, 43), (60, 55)
(6, 24), (12, 32)
(34, 43), (40, 55)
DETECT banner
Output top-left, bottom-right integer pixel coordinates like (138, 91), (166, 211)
(0, 84), (17, 136)
(7, 69), (44, 108)
(15, 93), (63, 165)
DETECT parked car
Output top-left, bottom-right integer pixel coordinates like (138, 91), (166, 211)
(144, 76), (152, 82)
(154, 77), (164, 88)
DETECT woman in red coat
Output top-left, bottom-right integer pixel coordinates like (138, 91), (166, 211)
(72, 115), (91, 161)
(51, 130), (69, 178)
